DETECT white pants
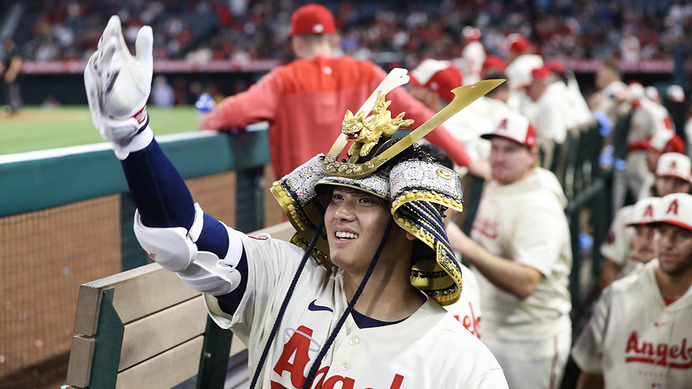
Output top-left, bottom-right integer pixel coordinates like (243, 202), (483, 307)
(485, 330), (571, 389)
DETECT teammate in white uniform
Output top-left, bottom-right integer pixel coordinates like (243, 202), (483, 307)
(572, 193), (692, 389)
(503, 34), (543, 120)
(598, 152), (691, 290)
(409, 59), (492, 162)
(83, 15), (508, 389)
(525, 65), (572, 168)
(446, 113), (572, 389)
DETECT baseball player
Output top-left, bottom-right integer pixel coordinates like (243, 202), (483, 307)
(446, 112), (573, 389)
(572, 193), (692, 389)
(525, 65), (572, 168)
(408, 59), (493, 162)
(198, 4), (491, 181)
(84, 16), (508, 389)
(502, 34), (542, 119)
(626, 197), (662, 267)
(599, 152), (691, 290)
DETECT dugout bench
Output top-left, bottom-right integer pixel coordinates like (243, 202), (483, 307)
(63, 221), (296, 389)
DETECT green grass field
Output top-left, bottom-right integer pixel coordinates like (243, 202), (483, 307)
(0, 106), (201, 155)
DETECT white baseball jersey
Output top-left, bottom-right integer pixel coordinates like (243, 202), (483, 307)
(530, 81), (572, 144)
(599, 204), (641, 278)
(442, 97), (494, 162)
(470, 168), (572, 345)
(445, 263), (483, 339)
(572, 259), (692, 388)
(205, 232), (508, 388)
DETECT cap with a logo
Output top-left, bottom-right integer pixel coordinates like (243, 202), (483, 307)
(481, 112), (537, 149)
(626, 197), (661, 226)
(409, 59), (463, 102)
(655, 152), (691, 181)
(642, 130), (686, 154)
(654, 193), (692, 231)
(290, 4), (336, 36)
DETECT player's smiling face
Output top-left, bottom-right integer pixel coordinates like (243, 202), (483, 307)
(655, 224), (692, 278)
(324, 187), (397, 273)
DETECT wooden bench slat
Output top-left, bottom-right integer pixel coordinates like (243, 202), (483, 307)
(74, 263), (200, 336)
(119, 295), (208, 370)
(66, 335), (96, 388)
(115, 335), (205, 389)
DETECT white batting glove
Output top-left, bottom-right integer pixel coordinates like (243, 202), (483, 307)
(84, 15), (154, 159)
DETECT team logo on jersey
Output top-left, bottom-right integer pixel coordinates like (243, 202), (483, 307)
(624, 331), (692, 369)
(453, 302), (481, 339)
(472, 215), (498, 239)
(273, 324), (406, 388)
(308, 299), (333, 313)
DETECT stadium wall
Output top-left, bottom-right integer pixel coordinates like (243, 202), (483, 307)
(0, 129), (286, 389)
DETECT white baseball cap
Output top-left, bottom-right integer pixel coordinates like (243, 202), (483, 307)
(626, 197), (661, 226)
(654, 193), (692, 231)
(481, 112), (537, 149)
(655, 152), (691, 181)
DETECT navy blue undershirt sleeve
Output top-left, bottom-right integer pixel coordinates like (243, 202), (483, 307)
(215, 250), (249, 315)
(120, 139), (230, 259)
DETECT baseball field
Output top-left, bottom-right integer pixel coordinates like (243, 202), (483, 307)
(0, 105), (201, 156)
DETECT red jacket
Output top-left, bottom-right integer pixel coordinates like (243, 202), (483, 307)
(202, 56), (471, 178)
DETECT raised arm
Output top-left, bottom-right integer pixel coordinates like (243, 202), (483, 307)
(84, 16), (246, 304)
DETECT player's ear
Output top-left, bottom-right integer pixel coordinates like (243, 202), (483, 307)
(330, 34), (340, 50)
(406, 232), (416, 241)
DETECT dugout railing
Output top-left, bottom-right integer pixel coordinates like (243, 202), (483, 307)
(0, 128), (281, 389)
(1, 121), (614, 388)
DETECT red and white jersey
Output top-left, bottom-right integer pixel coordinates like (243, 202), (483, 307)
(572, 259), (692, 388)
(445, 263), (483, 339)
(629, 98), (675, 146)
(206, 232), (508, 388)
(599, 204), (641, 278)
(470, 168), (572, 344)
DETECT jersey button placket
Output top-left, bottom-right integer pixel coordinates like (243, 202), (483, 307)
(348, 336), (360, 346)
(341, 361), (351, 371)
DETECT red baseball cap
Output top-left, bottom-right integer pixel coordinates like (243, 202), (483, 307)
(290, 4), (336, 36)
(506, 33), (531, 53)
(531, 66), (551, 82)
(409, 59), (463, 102)
(482, 112), (537, 149)
(544, 59), (565, 74)
(482, 55), (507, 75)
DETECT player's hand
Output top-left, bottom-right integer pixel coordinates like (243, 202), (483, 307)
(466, 158), (492, 181)
(84, 15), (154, 159)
